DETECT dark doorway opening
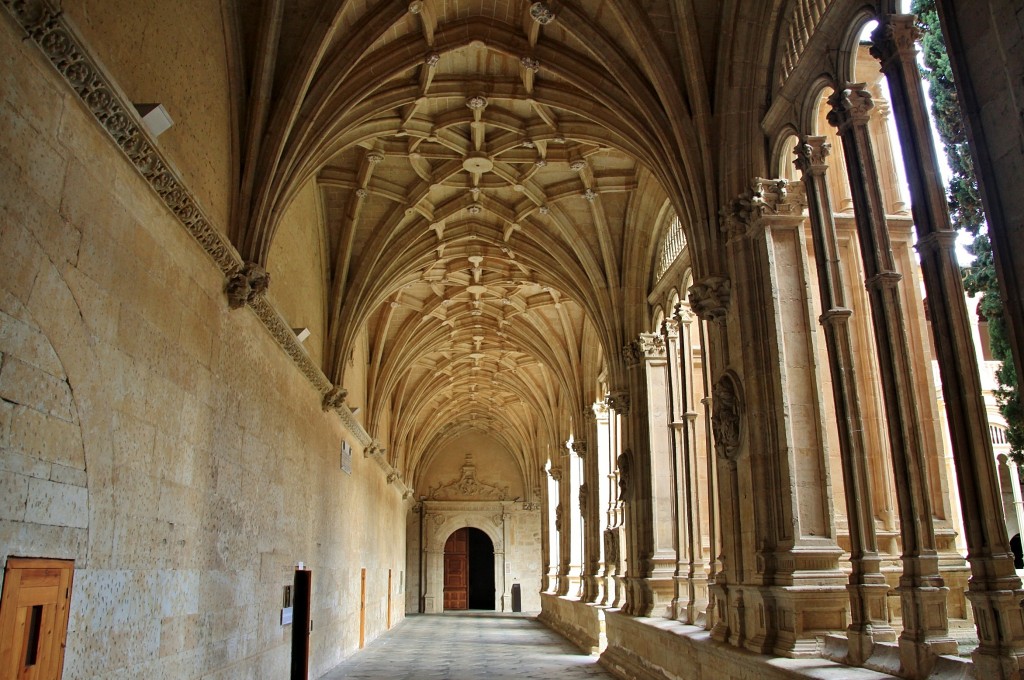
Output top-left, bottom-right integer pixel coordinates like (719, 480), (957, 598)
(443, 527), (495, 611)
(467, 528), (495, 610)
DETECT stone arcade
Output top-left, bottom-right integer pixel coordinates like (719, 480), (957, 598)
(1, 0), (1024, 678)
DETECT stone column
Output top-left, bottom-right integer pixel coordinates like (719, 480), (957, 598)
(828, 82), (958, 675)
(872, 17), (1024, 676)
(720, 178), (848, 657)
(662, 317), (690, 621)
(586, 402), (611, 605)
(606, 391), (630, 610)
(666, 306), (712, 625)
(933, 0), (1024, 396)
(621, 334), (677, 618)
(544, 465), (561, 594)
(795, 136), (896, 661)
(1007, 458), (1024, 547)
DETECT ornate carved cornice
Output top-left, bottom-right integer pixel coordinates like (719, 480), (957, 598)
(826, 84), (874, 133)
(688, 276), (731, 324)
(248, 296), (331, 392)
(869, 15), (921, 69)
(1, 0), (243, 276)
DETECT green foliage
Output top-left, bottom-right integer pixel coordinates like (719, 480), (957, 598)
(912, 0), (1023, 460)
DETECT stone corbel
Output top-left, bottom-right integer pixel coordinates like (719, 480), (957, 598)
(572, 440), (587, 458)
(322, 385), (348, 411)
(548, 467), (563, 483)
(365, 440), (387, 460)
(226, 262), (270, 309)
(688, 276), (731, 324)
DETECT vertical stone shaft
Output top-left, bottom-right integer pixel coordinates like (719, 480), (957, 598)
(827, 83), (957, 667)
(872, 16), (1024, 673)
(662, 317), (691, 621)
(795, 136), (895, 656)
(675, 304), (711, 624)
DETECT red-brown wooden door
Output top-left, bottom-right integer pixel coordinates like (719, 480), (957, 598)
(443, 529), (468, 610)
(0, 558), (74, 680)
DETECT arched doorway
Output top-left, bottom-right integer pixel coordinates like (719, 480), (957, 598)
(443, 528), (495, 611)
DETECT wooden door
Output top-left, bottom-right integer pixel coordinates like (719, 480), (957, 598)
(0, 558), (74, 680)
(443, 529), (468, 610)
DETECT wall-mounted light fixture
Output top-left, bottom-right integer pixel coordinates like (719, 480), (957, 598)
(133, 103), (174, 138)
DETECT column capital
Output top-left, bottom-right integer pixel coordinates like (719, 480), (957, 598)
(720, 178), (805, 241)
(606, 390), (630, 415)
(688, 275), (731, 324)
(914, 230), (959, 255)
(869, 14), (921, 69)
(623, 333), (666, 365)
(572, 440), (587, 458)
(826, 83), (874, 133)
(661, 316), (680, 340)
(794, 135), (832, 176)
(673, 302), (695, 325)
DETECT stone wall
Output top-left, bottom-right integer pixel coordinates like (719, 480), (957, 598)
(0, 14), (406, 679)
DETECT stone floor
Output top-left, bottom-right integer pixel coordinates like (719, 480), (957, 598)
(319, 612), (613, 679)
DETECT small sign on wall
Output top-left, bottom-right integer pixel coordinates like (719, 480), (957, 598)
(341, 440), (352, 475)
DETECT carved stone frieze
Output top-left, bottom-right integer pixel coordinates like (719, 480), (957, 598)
(711, 373), (743, 460)
(0, 0), (244, 276)
(688, 276), (731, 324)
(429, 454), (509, 500)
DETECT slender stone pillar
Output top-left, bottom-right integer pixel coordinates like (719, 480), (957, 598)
(621, 334), (676, 617)
(606, 391), (630, 610)
(662, 317), (691, 621)
(587, 402), (611, 605)
(872, 17), (1024, 676)
(1007, 458), (1024, 548)
(828, 82), (957, 675)
(795, 136), (896, 661)
(544, 465), (562, 594)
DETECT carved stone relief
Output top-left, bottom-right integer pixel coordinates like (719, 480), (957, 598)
(429, 454), (509, 500)
(711, 373), (743, 460)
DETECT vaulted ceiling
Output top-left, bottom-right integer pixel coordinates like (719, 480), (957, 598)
(223, 0), (780, 489)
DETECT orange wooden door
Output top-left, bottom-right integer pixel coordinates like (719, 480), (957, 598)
(443, 529), (468, 610)
(0, 558), (74, 680)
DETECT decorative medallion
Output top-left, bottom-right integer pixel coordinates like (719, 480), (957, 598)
(529, 2), (556, 24)
(466, 95), (488, 110)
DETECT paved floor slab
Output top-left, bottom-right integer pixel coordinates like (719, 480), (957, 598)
(319, 612), (613, 679)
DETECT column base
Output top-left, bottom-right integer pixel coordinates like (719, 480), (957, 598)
(967, 587), (1024, 679)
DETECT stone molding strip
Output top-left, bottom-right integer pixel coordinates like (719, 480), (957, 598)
(1, 0), (401, 491)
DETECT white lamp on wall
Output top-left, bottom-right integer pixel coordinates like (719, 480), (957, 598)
(134, 103), (174, 137)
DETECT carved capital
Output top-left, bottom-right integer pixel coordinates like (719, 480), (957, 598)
(826, 84), (874, 133)
(606, 390), (630, 415)
(661, 317), (679, 339)
(869, 15), (921, 69)
(720, 178), (804, 241)
(688, 276), (731, 324)
(673, 302), (694, 325)
(631, 333), (666, 361)
(226, 262), (270, 309)
(794, 136), (831, 176)
(711, 373), (743, 460)
(322, 385), (348, 411)
(548, 467), (562, 483)
(571, 440), (587, 458)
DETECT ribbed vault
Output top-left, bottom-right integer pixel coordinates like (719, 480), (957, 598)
(235, 0), (744, 493)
